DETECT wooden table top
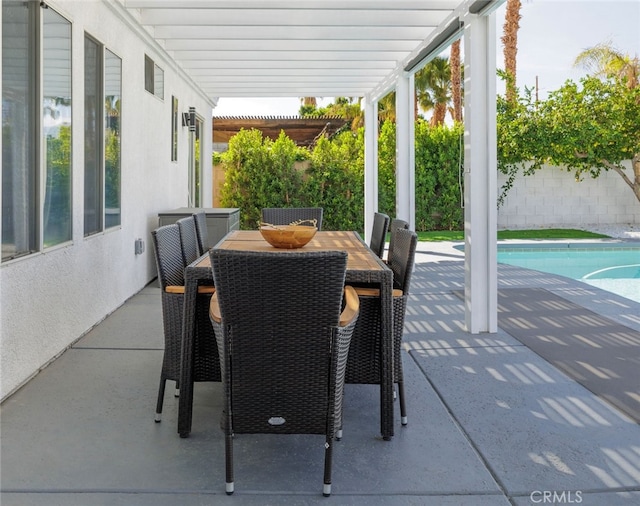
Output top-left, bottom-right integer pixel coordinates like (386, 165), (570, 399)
(196, 230), (384, 272)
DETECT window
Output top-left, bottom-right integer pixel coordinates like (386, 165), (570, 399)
(144, 54), (164, 99)
(84, 35), (122, 236)
(2, 1), (72, 261)
(171, 96), (178, 161)
(187, 110), (203, 208)
(105, 50), (122, 228)
(84, 35), (102, 236)
(144, 55), (154, 93)
(154, 64), (164, 99)
(43, 7), (73, 247)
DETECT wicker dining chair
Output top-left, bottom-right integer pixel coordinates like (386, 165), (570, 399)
(369, 212), (390, 258)
(176, 216), (200, 265)
(346, 228), (418, 426)
(261, 207), (323, 230)
(150, 224), (219, 423)
(386, 218), (409, 264)
(208, 249), (359, 497)
(193, 210), (209, 256)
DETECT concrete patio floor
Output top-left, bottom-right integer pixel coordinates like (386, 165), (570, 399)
(2, 241), (640, 505)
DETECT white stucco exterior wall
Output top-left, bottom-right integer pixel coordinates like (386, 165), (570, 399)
(497, 162), (639, 228)
(1, 0), (214, 400)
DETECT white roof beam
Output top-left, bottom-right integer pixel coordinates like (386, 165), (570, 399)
(139, 9), (448, 27)
(153, 26), (435, 40)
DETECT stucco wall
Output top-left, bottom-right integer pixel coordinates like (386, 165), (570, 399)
(497, 162), (639, 228)
(0, 0), (214, 400)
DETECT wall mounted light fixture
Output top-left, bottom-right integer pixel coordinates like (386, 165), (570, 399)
(182, 107), (196, 132)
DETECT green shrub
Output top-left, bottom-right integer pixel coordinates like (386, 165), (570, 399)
(218, 121), (464, 231)
(415, 122), (464, 230)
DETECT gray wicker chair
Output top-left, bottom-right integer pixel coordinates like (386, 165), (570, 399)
(369, 212), (390, 258)
(150, 224), (219, 424)
(193, 210), (209, 255)
(261, 207), (323, 230)
(346, 228), (418, 426)
(386, 218), (409, 264)
(177, 216), (200, 265)
(208, 249), (359, 497)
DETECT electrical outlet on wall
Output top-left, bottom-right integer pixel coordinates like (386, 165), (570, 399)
(135, 238), (145, 255)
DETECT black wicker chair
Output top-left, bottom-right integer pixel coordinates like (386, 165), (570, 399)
(369, 212), (390, 258)
(151, 224), (219, 424)
(261, 207), (323, 230)
(346, 228), (418, 426)
(386, 218), (409, 264)
(208, 249), (359, 497)
(193, 210), (209, 255)
(177, 216), (200, 265)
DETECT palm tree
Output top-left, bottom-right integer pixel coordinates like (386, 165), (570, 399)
(323, 96), (365, 130)
(574, 41), (639, 89)
(299, 96), (318, 116)
(501, 0), (522, 103)
(450, 39), (463, 123)
(301, 96), (317, 108)
(377, 92), (396, 125)
(415, 56), (452, 126)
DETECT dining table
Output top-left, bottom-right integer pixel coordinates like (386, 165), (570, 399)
(178, 229), (395, 440)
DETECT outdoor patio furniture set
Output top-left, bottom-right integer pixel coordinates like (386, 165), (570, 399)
(150, 208), (417, 496)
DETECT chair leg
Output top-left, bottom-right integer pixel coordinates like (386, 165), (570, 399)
(398, 381), (407, 425)
(323, 435), (333, 497)
(155, 376), (166, 422)
(397, 355), (407, 425)
(225, 433), (234, 495)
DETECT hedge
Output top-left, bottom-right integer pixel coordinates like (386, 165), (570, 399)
(218, 120), (464, 231)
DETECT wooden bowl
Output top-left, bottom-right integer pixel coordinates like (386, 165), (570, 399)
(259, 224), (317, 249)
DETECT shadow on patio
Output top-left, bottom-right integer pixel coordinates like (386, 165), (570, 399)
(2, 242), (639, 505)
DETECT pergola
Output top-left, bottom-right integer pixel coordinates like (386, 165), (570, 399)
(122, 0), (504, 334)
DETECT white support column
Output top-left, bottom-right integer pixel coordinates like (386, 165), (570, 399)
(395, 74), (415, 230)
(463, 12), (498, 334)
(363, 96), (379, 243)
(409, 74), (415, 232)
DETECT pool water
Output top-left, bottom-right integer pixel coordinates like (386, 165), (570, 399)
(496, 243), (640, 303)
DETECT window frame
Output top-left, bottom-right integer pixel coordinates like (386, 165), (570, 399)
(42, 5), (73, 249)
(84, 33), (104, 237)
(104, 49), (122, 229)
(144, 54), (164, 99)
(84, 34), (123, 237)
(2, 2), (73, 262)
(171, 95), (179, 161)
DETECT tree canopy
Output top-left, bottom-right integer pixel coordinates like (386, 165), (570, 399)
(498, 74), (640, 204)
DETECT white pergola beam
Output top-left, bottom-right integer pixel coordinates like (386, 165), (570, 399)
(126, 1), (460, 9)
(164, 39), (422, 52)
(169, 50), (408, 61)
(140, 9), (448, 27)
(153, 25), (437, 40)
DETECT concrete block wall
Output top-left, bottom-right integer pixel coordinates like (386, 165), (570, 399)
(497, 162), (639, 229)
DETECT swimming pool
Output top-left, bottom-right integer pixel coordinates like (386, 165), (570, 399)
(496, 243), (640, 303)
